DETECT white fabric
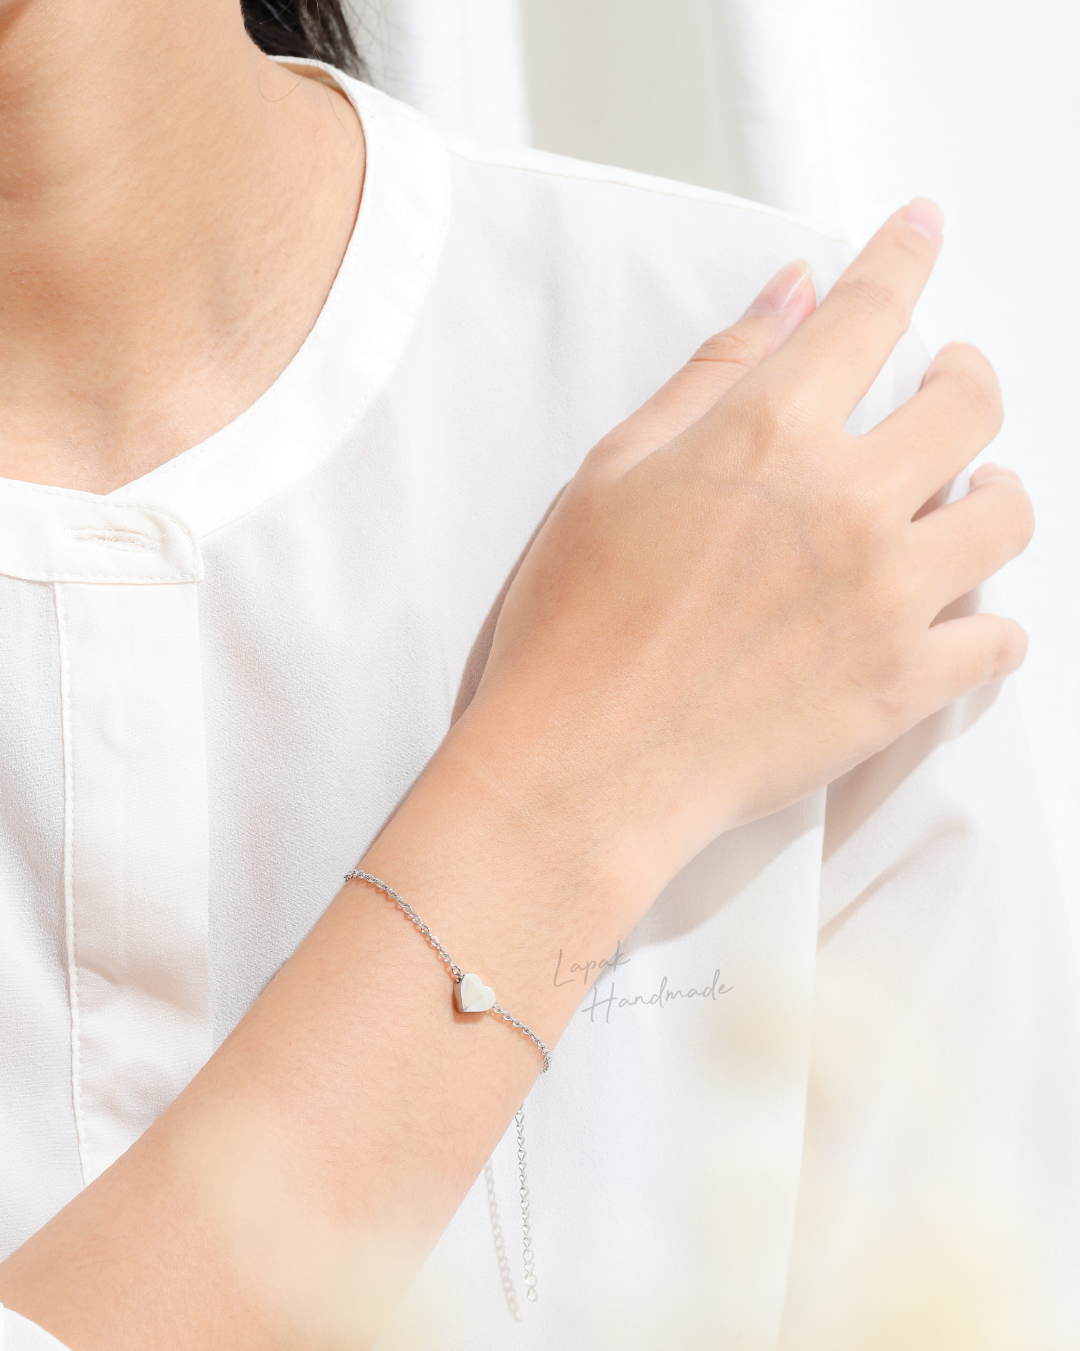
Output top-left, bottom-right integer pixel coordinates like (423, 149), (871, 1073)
(55, 578), (210, 1183)
(0, 66), (1077, 1347)
(0, 1308), (71, 1351)
(512, 0), (1080, 930)
(363, 0), (532, 145)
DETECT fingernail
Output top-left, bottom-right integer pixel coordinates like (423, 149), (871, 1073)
(747, 260), (812, 315)
(904, 197), (944, 245)
(975, 462), (1022, 485)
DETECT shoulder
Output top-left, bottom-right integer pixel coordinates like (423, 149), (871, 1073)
(436, 133), (854, 306)
(433, 134), (927, 433)
(341, 75), (927, 431)
(442, 133), (844, 242)
(340, 71), (853, 323)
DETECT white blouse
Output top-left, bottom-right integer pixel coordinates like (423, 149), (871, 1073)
(1, 63), (1077, 1350)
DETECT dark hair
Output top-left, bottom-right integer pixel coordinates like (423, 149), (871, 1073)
(241, 0), (369, 80)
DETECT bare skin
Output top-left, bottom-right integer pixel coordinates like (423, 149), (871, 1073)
(0, 3), (1033, 1349)
(0, 0), (363, 493)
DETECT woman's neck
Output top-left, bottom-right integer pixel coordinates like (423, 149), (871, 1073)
(0, 0), (364, 493)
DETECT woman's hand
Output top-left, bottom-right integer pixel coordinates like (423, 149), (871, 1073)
(0, 200), (1031, 1351)
(455, 199), (1028, 900)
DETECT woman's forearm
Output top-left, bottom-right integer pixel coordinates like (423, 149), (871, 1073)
(0, 726), (641, 1350)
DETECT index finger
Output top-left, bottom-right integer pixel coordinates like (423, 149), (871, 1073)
(769, 199), (944, 423)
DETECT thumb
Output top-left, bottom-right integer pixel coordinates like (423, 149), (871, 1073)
(587, 259), (816, 478)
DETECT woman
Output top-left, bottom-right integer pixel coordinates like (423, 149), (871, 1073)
(0, 1), (1075, 1348)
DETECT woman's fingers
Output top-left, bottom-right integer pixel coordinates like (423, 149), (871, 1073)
(913, 464), (1034, 613)
(914, 611), (1028, 719)
(871, 342), (1004, 513)
(585, 259), (815, 478)
(769, 200), (943, 422)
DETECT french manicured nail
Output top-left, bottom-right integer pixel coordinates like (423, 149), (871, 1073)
(904, 197), (944, 245)
(747, 260), (812, 315)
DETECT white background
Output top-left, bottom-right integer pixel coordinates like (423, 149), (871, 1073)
(360, 0), (1080, 931)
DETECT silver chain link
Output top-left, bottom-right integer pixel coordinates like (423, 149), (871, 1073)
(490, 1003), (552, 1073)
(344, 868), (548, 1302)
(483, 1157), (521, 1321)
(343, 869), (551, 1072)
(344, 868), (464, 981)
(516, 1107), (538, 1301)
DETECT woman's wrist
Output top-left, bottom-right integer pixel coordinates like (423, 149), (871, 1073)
(360, 711), (657, 1041)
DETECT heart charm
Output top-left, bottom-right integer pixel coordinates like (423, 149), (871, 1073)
(456, 972), (496, 1013)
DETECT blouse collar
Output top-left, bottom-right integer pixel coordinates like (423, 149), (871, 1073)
(0, 63), (451, 582)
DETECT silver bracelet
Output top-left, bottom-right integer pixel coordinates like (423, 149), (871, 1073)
(344, 868), (549, 1303)
(344, 868), (552, 1071)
